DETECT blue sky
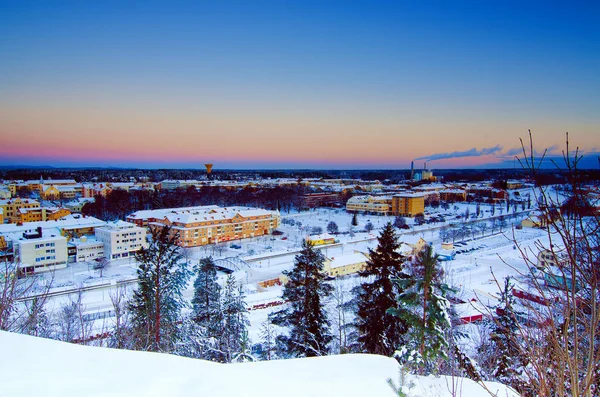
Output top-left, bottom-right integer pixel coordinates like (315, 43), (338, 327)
(0, 1), (598, 169)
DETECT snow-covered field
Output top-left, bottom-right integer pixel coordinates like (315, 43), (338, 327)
(0, 330), (518, 397)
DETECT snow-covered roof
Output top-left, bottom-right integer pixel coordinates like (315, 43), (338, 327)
(328, 253), (367, 268)
(0, 215), (106, 235)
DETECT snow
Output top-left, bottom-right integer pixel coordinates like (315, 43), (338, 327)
(0, 331), (518, 397)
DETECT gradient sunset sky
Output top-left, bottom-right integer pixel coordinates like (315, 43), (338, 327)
(1, 1), (598, 169)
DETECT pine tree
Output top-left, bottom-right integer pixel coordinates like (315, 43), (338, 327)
(351, 222), (408, 356)
(128, 226), (190, 352)
(271, 240), (333, 357)
(489, 277), (526, 390)
(352, 212), (358, 227)
(389, 244), (452, 374)
(191, 256), (223, 361)
(220, 274), (250, 363)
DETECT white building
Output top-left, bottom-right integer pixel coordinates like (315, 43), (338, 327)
(70, 236), (105, 262)
(12, 227), (68, 274)
(95, 220), (147, 260)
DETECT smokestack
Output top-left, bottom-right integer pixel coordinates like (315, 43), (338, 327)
(424, 162), (427, 170)
(411, 161), (414, 180)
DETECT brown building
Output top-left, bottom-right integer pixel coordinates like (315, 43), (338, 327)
(301, 192), (341, 208)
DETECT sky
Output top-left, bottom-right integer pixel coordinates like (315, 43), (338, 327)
(0, 1), (598, 169)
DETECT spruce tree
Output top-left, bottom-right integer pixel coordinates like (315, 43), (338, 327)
(128, 226), (190, 352)
(351, 222), (408, 356)
(191, 256), (223, 361)
(389, 244), (452, 374)
(489, 277), (526, 390)
(271, 240), (333, 357)
(221, 274), (250, 363)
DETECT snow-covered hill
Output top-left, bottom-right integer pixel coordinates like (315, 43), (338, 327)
(0, 331), (518, 397)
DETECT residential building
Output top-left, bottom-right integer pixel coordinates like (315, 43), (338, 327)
(41, 184), (80, 200)
(69, 236), (105, 263)
(137, 205), (279, 247)
(64, 198), (95, 213)
(0, 187), (10, 199)
(300, 192), (341, 208)
(323, 252), (367, 277)
(391, 193), (425, 217)
(12, 227), (68, 275)
(346, 195), (393, 215)
(95, 221), (147, 260)
(439, 189), (467, 202)
(0, 198), (41, 223)
(18, 207), (71, 223)
(0, 209), (3, 224)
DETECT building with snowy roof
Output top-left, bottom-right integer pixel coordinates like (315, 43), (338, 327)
(324, 252), (367, 277)
(137, 205), (279, 247)
(95, 220), (147, 260)
(11, 227), (68, 275)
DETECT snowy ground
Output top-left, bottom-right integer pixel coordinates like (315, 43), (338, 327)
(31, 206), (546, 343)
(0, 330), (519, 397)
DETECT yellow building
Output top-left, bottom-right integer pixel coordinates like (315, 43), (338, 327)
(346, 193), (425, 217)
(0, 198), (41, 223)
(143, 206), (280, 247)
(324, 252), (367, 277)
(346, 195), (393, 215)
(41, 185), (79, 200)
(0, 208), (4, 224)
(391, 193), (425, 217)
(18, 207), (71, 223)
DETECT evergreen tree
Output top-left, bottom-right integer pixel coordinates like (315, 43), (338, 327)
(220, 274), (250, 363)
(351, 222), (408, 356)
(271, 240), (333, 357)
(389, 244), (452, 374)
(128, 226), (190, 352)
(190, 256), (223, 361)
(488, 277), (526, 390)
(351, 212), (358, 226)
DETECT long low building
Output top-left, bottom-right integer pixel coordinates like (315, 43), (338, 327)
(346, 193), (425, 217)
(130, 205), (280, 247)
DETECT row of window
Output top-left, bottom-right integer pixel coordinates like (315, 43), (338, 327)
(35, 255), (56, 262)
(35, 242), (56, 249)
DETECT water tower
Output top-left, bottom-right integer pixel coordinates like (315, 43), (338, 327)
(204, 163), (213, 175)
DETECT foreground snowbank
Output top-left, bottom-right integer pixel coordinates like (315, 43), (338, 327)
(0, 331), (517, 397)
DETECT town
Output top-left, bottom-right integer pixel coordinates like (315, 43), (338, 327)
(2, 166), (598, 377)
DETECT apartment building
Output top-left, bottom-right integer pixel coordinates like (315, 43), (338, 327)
(18, 207), (71, 223)
(141, 205), (279, 247)
(69, 236), (105, 262)
(346, 195), (393, 215)
(439, 189), (467, 202)
(391, 193), (425, 217)
(95, 220), (147, 260)
(12, 227), (68, 275)
(0, 198), (41, 223)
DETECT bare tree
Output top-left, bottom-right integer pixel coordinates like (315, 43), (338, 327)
(482, 132), (599, 397)
(0, 260), (52, 334)
(93, 257), (109, 278)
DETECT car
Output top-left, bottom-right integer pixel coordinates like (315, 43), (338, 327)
(281, 237), (288, 240)
(230, 244), (242, 249)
